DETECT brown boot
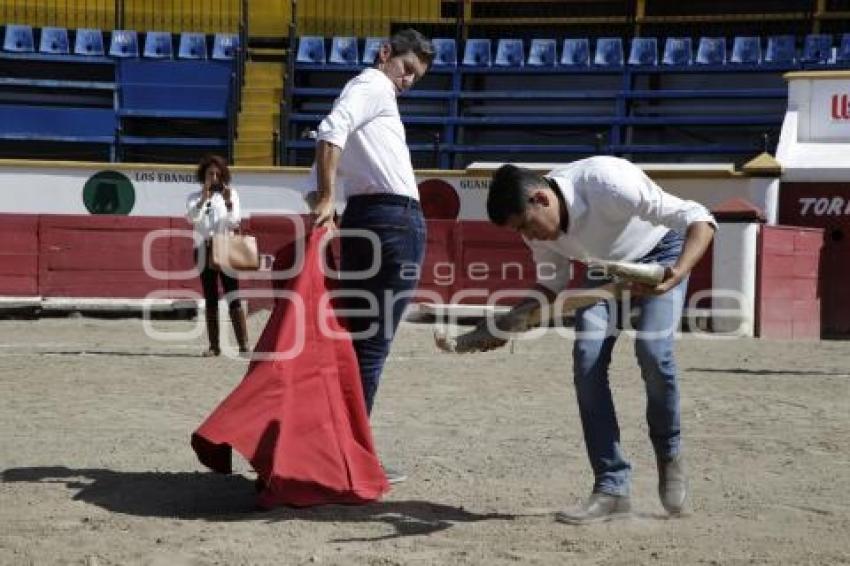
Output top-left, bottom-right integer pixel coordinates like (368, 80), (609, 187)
(203, 307), (220, 357)
(230, 305), (250, 354)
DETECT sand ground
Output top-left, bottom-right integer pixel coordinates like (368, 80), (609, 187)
(1, 313), (849, 565)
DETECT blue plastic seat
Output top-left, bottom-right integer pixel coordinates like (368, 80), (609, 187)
(495, 38), (524, 66)
(463, 38), (491, 66)
(329, 36), (358, 64)
(527, 38), (556, 66)
(178, 32), (207, 59)
(212, 33), (237, 60)
(143, 31), (172, 59)
(731, 36), (761, 64)
(594, 37), (623, 66)
(801, 34), (832, 64)
(3, 24), (34, 52)
(837, 33), (850, 62)
(696, 37), (726, 65)
(296, 36), (325, 64)
(432, 38), (457, 66)
(74, 28), (104, 56)
(39, 27), (69, 54)
(109, 30), (139, 58)
(628, 37), (658, 65)
(560, 38), (589, 65)
(765, 35), (796, 63)
(663, 37), (692, 65)
(362, 37), (385, 64)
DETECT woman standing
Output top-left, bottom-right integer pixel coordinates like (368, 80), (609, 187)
(186, 154), (249, 356)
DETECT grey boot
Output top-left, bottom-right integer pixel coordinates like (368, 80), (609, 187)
(657, 453), (688, 515)
(555, 492), (632, 525)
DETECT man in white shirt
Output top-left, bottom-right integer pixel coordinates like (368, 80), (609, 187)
(310, 29), (434, 484)
(484, 157), (716, 524)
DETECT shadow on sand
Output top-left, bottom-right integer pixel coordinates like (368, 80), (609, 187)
(2, 466), (515, 541)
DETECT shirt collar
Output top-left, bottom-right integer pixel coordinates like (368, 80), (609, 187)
(364, 67), (395, 94)
(545, 175), (585, 235)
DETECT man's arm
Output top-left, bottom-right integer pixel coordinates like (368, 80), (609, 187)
(313, 140), (342, 226)
(651, 220), (716, 294)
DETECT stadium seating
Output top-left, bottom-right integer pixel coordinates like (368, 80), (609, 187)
(3, 24), (34, 52)
(432, 38), (457, 66)
(109, 30), (139, 58)
(362, 37), (385, 64)
(39, 27), (69, 55)
(561, 38), (589, 66)
(838, 34), (850, 63)
(463, 39), (492, 66)
(0, 104), (114, 141)
(801, 34), (832, 64)
(663, 37), (692, 65)
(143, 32), (173, 59)
(594, 37), (623, 66)
(765, 35), (796, 63)
(329, 36), (358, 65)
(212, 33), (237, 60)
(495, 39), (524, 67)
(629, 37), (658, 66)
(697, 37), (726, 65)
(117, 60), (233, 160)
(74, 28), (105, 57)
(528, 39), (556, 66)
(0, 104), (116, 160)
(296, 36), (325, 64)
(731, 36), (761, 64)
(178, 33), (208, 59)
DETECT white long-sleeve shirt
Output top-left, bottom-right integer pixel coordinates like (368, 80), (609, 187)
(186, 189), (241, 241)
(313, 67), (419, 200)
(529, 156), (717, 292)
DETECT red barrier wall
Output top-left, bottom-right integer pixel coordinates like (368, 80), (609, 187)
(39, 215), (172, 298)
(779, 182), (849, 334)
(0, 215), (39, 296)
(1, 214), (714, 313)
(756, 225), (823, 340)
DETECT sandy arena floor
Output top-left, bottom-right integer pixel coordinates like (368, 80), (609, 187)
(1, 313), (849, 565)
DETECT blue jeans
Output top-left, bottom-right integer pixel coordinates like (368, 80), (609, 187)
(572, 230), (687, 496)
(339, 194), (427, 415)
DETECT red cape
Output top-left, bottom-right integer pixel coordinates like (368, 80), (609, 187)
(191, 228), (390, 507)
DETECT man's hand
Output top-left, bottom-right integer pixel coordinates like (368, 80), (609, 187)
(312, 197), (336, 227)
(631, 265), (685, 296)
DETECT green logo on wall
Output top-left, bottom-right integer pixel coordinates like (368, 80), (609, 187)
(82, 171), (136, 215)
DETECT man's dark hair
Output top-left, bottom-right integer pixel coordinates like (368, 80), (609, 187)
(487, 164), (546, 225)
(196, 154), (231, 185)
(389, 28), (434, 67)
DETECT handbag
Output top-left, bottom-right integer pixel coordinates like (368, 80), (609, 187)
(210, 230), (260, 271)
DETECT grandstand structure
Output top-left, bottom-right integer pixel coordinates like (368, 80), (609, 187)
(3, 1), (850, 167)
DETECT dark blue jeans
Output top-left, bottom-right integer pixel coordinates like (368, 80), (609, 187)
(573, 229), (688, 496)
(339, 194), (427, 415)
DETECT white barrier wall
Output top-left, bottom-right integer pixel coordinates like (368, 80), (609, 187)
(0, 160), (777, 222)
